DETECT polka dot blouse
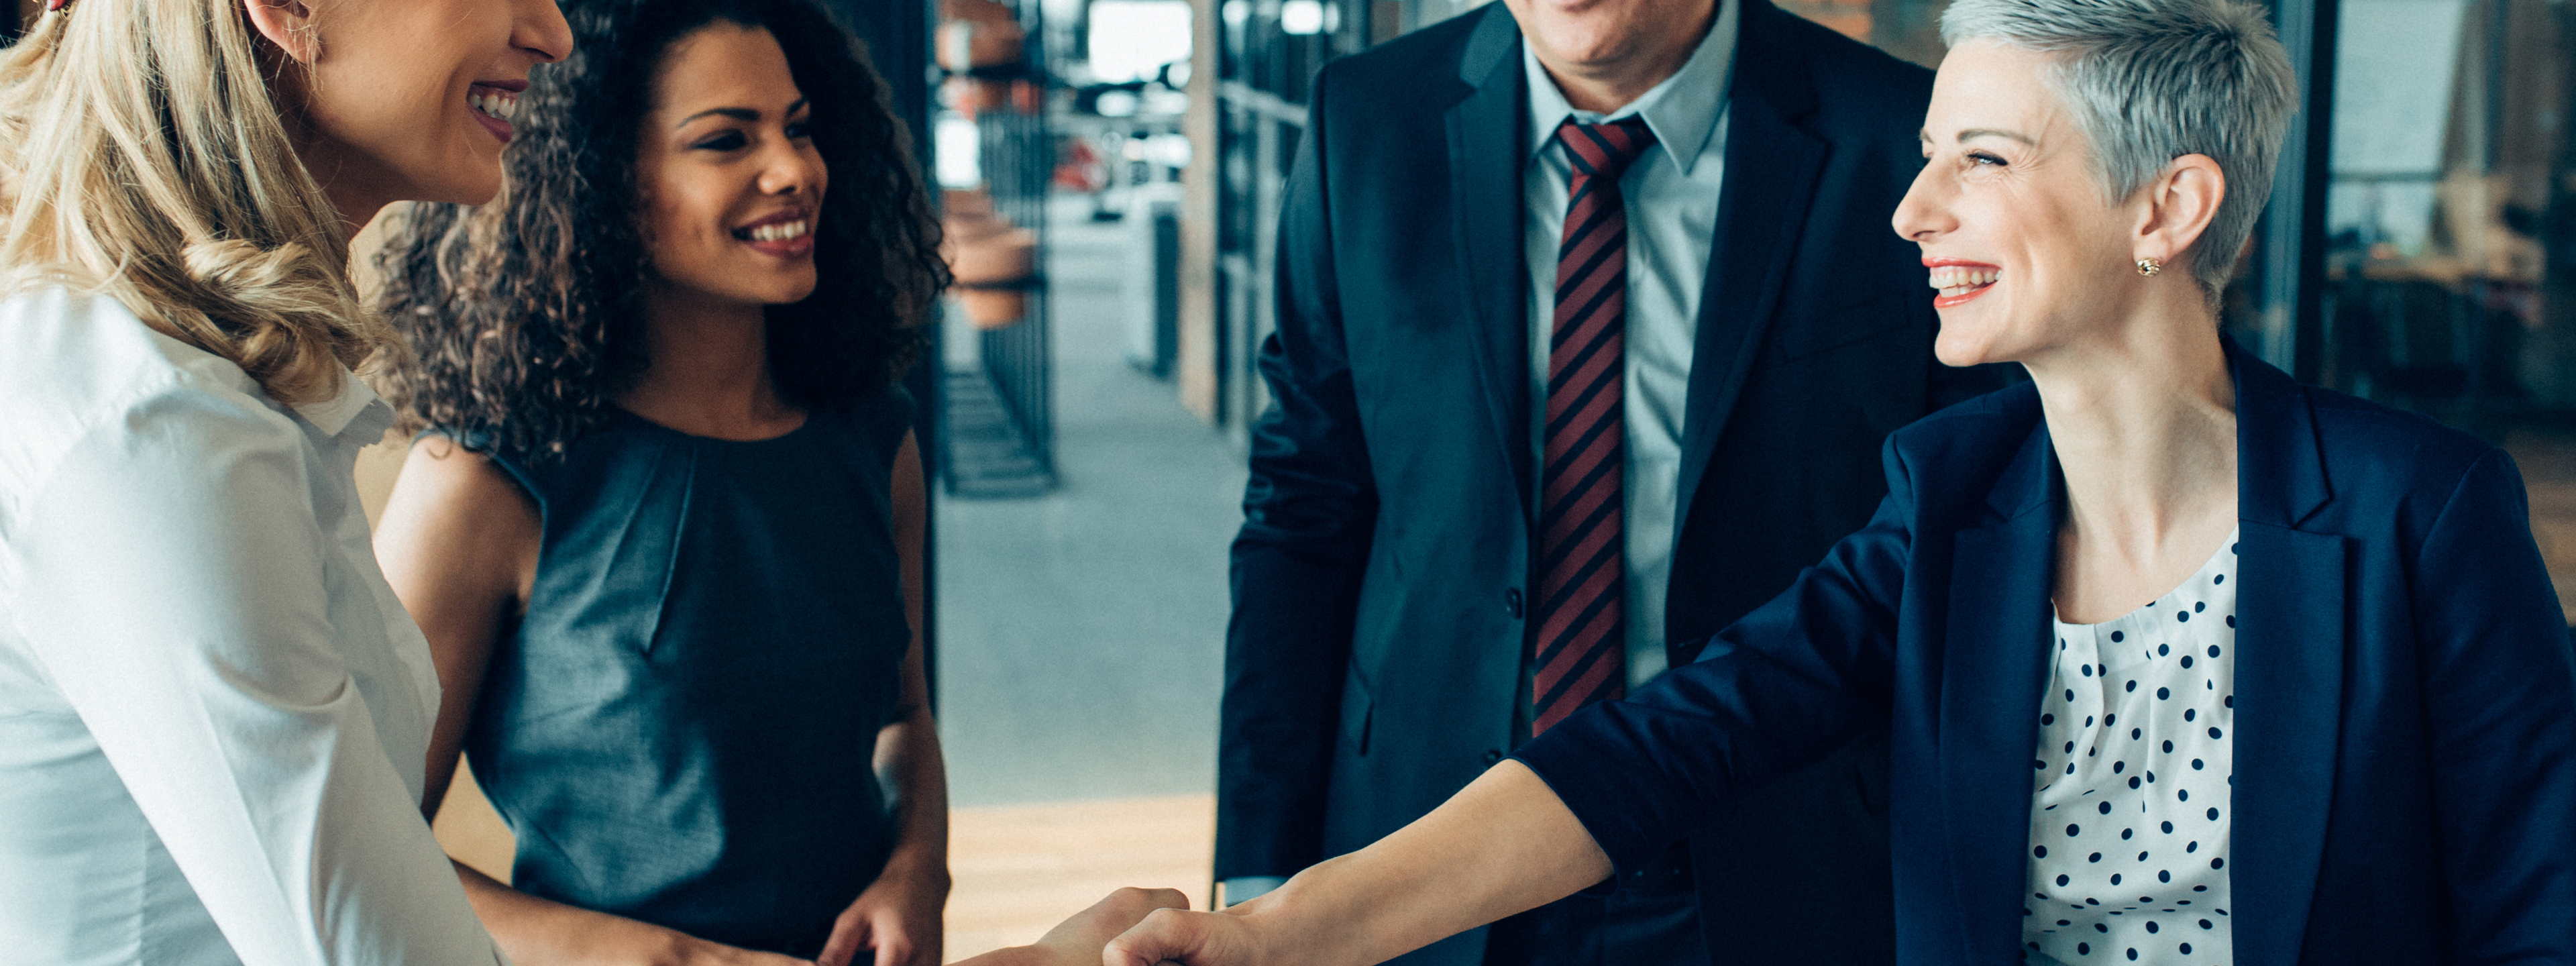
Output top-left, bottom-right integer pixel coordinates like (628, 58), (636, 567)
(2023, 530), (2237, 965)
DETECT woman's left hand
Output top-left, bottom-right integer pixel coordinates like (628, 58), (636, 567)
(815, 856), (950, 966)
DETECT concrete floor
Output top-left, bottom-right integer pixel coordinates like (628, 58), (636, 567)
(932, 193), (1247, 808)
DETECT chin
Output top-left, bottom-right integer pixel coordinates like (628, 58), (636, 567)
(411, 162), (504, 207)
(1932, 317), (2013, 369)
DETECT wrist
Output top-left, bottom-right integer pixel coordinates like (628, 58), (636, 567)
(561, 914), (696, 966)
(1217, 875), (1289, 908)
(877, 845), (953, 898)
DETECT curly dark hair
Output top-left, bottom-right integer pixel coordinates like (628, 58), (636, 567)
(375, 0), (945, 458)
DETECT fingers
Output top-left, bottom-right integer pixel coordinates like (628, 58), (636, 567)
(814, 912), (867, 966)
(1028, 886), (1200, 962)
(1099, 907), (1224, 966)
(871, 928), (909, 966)
(1120, 887), (1191, 915)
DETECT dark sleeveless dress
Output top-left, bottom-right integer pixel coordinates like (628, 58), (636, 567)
(456, 388), (914, 955)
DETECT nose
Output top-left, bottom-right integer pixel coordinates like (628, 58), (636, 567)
(1890, 158), (1953, 244)
(513, 0), (575, 64)
(758, 140), (827, 199)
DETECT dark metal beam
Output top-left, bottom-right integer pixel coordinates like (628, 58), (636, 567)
(2258, 0), (2337, 380)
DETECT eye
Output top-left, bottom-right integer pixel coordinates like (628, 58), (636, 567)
(690, 131), (749, 152)
(785, 117), (813, 140)
(1968, 150), (2008, 167)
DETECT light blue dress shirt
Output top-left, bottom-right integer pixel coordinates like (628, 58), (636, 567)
(1524, 0), (1737, 690)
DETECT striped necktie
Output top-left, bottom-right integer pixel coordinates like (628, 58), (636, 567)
(1533, 116), (1656, 737)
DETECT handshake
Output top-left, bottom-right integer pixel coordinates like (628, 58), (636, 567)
(959, 886), (1264, 966)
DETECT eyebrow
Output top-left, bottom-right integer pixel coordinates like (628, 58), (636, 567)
(1952, 127), (2036, 145)
(675, 98), (811, 129)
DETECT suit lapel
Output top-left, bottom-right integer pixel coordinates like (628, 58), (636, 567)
(1672, 0), (1828, 524)
(1446, 5), (1535, 523)
(2224, 339), (2343, 966)
(1939, 423), (2061, 959)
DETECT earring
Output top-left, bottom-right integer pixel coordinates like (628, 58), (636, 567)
(45, 0), (70, 11)
(2135, 258), (2163, 277)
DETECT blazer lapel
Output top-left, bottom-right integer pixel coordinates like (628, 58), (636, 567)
(1672, 0), (1829, 522)
(1446, 5), (1536, 523)
(2224, 339), (2344, 966)
(1939, 423), (2062, 959)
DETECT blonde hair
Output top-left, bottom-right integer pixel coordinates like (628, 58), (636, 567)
(0, 0), (389, 406)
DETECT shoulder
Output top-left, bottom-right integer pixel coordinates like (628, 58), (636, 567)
(0, 287), (304, 507)
(378, 434), (542, 559)
(810, 384), (918, 469)
(403, 431), (541, 509)
(1743, 3), (1933, 135)
(1885, 379), (2044, 468)
(1310, 7), (1492, 117)
(2298, 385), (2512, 524)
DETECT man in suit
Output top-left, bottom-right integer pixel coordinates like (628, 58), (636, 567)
(1216, 0), (2007, 963)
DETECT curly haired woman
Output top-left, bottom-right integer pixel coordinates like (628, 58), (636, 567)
(370, 1), (984, 963)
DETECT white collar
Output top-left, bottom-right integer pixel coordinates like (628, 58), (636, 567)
(292, 366), (395, 442)
(1521, 0), (1739, 178)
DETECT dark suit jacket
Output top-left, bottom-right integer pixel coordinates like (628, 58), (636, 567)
(1218, 2), (2007, 962)
(1519, 340), (2576, 965)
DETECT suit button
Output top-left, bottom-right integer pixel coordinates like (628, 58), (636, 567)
(1483, 749), (1504, 765)
(1505, 588), (1524, 619)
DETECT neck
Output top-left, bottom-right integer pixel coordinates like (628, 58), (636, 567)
(321, 183), (387, 247)
(1534, 1), (1715, 114)
(620, 280), (799, 438)
(2025, 288), (2237, 563)
(281, 107), (386, 246)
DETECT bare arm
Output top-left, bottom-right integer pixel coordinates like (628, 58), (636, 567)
(374, 437), (535, 818)
(376, 439), (801, 966)
(1102, 761), (1609, 966)
(818, 433), (953, 966)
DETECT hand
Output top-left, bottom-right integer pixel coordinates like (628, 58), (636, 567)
(944, 888), (1191, 966)
(1030, 888), (1190, 964)
(1100, 902), (1267, 966)
(815, 860), (950, 966)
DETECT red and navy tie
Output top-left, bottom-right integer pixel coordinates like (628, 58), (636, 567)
(1532, 116), (1656, 737)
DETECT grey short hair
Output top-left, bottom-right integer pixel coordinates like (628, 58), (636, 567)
(1941, 0), (2298, 298)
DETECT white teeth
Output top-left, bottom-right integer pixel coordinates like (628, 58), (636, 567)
(471, 90), (519, 121)
(1926, 266), (2000, 291)
(748, 221), (812, 242)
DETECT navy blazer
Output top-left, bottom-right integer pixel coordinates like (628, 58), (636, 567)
(1519, 341), (2576, 964)
(1220, 2), (2009, 962)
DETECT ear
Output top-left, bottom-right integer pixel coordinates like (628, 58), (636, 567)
(241, 0), (323, 64)
(2133, 153), (2226, 273)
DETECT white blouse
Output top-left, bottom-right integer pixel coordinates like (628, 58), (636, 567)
(0, 288), (503, 965)
(2024, 530), (2238, 965)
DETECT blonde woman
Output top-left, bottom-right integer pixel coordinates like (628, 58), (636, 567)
(0, 0), (575, 962)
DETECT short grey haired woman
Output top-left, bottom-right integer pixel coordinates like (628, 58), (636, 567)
(1102, 1), (2576, 963)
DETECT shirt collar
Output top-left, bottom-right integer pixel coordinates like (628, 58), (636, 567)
(1523, 0), (1739, 177)
(292, 366), (396, 442)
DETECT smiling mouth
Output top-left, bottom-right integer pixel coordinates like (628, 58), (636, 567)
(470, 87), (521, 121)
(468, 83), (523, 142)
(731, 219), (812, 243)
(1927, 264), (2000, 306)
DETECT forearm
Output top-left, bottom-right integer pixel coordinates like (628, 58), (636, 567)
(874, 708), (952, 892)
(1221, 761), (1609, 966)
(455, 861), (686, 966)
